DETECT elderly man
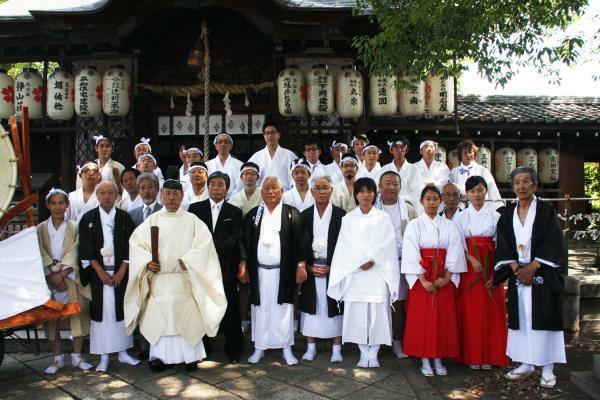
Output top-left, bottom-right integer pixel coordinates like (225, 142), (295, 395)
(117, 168), (142, 212)
(493, 167), (566, 389)
(188, 172), (244, 363)
(67, 161), (100, 222)
(299, 175), (345, 363)
(229, 162), (262, 216)
(239, 176), (308, 365)
(129, 173), (162, 227)
(439, 182), (463, 221)
(415, 140), (450, 191)
(332, 153), (359, 213)
(126, 180), (227, 372)
(248, 122), (297, 190)
(375, 171), (418, 358)
(78, 181), (139, 372)
(206, 133), (244, 197)
(324, 140), (348, 185)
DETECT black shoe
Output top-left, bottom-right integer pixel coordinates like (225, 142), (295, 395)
(149, 359), (167, 373)
(138, 350), (149, 360)
(185, 362), (198, 371)
(228, 356), (240, 364)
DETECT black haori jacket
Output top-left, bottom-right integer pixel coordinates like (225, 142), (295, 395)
(242, 203), (308, 306)
(299, 205), (346, 317)
(493, 199), (566, 331)
(78, 207), (135, 322)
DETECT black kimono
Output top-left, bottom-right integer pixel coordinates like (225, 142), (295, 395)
(493, 198), (566, 331)
(79, 207), (135, 322)
(299, 205), (345, 318)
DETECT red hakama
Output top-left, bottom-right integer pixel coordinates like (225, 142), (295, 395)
(456, 236), (508, 366)
(403, 248), (459, 358)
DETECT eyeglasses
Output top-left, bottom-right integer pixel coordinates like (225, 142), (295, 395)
(264, 130), (278, 135)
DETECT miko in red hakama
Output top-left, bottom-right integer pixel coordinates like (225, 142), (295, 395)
(403, 248), (459, 359)
(456, 236), (508, 366)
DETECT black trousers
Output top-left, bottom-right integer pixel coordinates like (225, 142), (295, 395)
(203, 281), (243, 358)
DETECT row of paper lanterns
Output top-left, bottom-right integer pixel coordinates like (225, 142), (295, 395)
(0, 65), (131, 120)
(434, 145), (559, 184)
(277, 64), (454, 118)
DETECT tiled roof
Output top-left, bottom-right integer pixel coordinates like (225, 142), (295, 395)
(273, 0), (355, 8)
(0, 0), (109, 20)
(455, 96), (600, 124)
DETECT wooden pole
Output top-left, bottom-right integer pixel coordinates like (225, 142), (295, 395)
(202, 22), (211, 159)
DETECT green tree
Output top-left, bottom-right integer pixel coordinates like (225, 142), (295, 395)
(353, 0), (588, 86)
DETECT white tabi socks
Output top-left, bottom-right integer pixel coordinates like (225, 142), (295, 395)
(433, 358), (447, 376)
(248, 348), (265, 364)
(357, 344), (369, 368)
(367, 345), (380, 368)
(44, 354), (65, 374)
(392, 340), (408, 359)
(118, 351), (140, 366)
(96, 354), (109, 372)
(282, 346), (298, 365)
(302, 343), (317, 361)
(330, 344), (343, 363)
(71, 353), (93, 371)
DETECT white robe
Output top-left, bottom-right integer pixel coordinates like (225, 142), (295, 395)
(401, 213), (467, 289)
(415, 159), (450, 191)
(300, 204), (343, 339)
(307, 160), (327, 178)
(355, 162), (382, 181)
(251, 202), (295, 350)
(494, 197), (566, 366)
(324, 162), (344, 185)
(117, 191), (144, 212)
(248, 146), (297, 190)
(449, 162), (503, 209)
(125, 208), (227, 364)
(328, 207), (400, 345)
(206, 155), (244, 196)
(453, 204), (499, 248)
(181, 185), (209, 210)
(75, 159), (125, 189)
(331, 181), (357, 213)
(378, 161), (425, 214)
(66, 187), (98, 223)
(228, 187), (262, 216)
(45, 220), (75, 304)
(282, 186), (314, 212)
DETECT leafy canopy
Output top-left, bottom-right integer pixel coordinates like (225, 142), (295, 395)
(353, 0), (588, 86)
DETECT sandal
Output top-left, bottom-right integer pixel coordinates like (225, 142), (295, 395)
(434, 366), (448, 376)
(44, 361), (62, 375)
(540, 374), (556, 388)
(420, 366), (434, 377)
(505, 368), (534, 380)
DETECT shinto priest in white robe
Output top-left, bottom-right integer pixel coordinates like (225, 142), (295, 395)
(248, 146), (297, 190)
(125, 208), (227, 364)
(327, 207), (399, 345)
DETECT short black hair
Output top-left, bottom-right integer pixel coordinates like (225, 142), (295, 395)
(353, 177), (378, 205)
(303, 137), (320, 149)
(465, 175), (488, 192)
(420, 184), (441, 200)
(207, 171), (230, 189)
(120, 167), (140, 183)
(262, 118), (280, 131)
(379, 170), (401, 185)
(391, 135), (410, 149)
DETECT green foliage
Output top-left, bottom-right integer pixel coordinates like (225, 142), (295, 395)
(353, 0), (588, 87)
(584, 162), (600, 211)
(0, 62), (60, 78)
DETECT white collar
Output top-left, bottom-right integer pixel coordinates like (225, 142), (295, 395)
(209, 198), (225, 208)
(144, 200), (157, 210)
(99, 205), (116, 219)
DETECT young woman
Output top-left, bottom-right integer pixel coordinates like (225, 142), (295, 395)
(402, 185), (467, 376)
(36, 188), (93, 374)
(454, 176), (508, 369)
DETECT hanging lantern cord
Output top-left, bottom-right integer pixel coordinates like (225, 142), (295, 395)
(202, 21), (211, 157)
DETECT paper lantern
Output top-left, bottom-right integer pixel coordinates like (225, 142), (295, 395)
(47, 68), (74, 120)
(369, 74), (397, 116)
(517, 147), (538, 171)
(434, 145), (446, 164)
(277, 65), (306, 117)
(336, 65), (363, 118)
(0, 70), (14, 119)
(75, 65), (102, 117)
(398, 76), (425, 116)
(102, 65), (131, 117)
(495, 147), (516, 183)
(425, 75), (454, 116)
(447, 149), (460, 170)
(538, 148), (559, 184)
(15, 68), (43, 119)
(476, 145), (492, 170)
(307, 64), (333, 116)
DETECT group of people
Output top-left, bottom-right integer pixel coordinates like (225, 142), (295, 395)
(36, 122), (567, 390)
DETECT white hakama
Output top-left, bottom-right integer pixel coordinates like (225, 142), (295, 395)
(301, 277), (343, 339)
(90, 270), (133, 355)
(342, 302), (392, 345)
(150, 336), (206, 364)
(251, 268), (295, 350)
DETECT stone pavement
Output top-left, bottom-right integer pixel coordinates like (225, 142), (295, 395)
(0, 343), (444, 400)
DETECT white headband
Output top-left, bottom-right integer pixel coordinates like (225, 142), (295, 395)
(362, 144), (381, 154)
(419, 140), (438, 150)
(45, 187), (69, 201)
(77, 162), (99, 174)
(184, 147), (203, 156)
(188, 164), (208, 174)
(214, 133), (233, 145)
(340, 156), (359, 166)
(240, 166), (259, 176)
(350, 136), (368, 146)
(290, 158), (311, 174)
(330, 140), (348, 150)
(93, 135), (110, 145)
(387, 140), (407, 149)
(134, 137), (152, 151)
(138, 154), (157, 164)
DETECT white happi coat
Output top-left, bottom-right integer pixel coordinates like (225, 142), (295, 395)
(66, 187), (98, 223)
(378, 160), (426, 214)
(355, 162), (382, 181)
(206, 155), (244, 196)
(248, 146), (297, 190)
(282, 186), (314, 212)
(229, 187), (263, 216)
(494, 196), (566, 366)
(401, 213), (467, 289)
(449, 162), (503, 209)
(328, 207), (400, 345)
(331, 181), (357, 213)
(415, 159), (450, 191)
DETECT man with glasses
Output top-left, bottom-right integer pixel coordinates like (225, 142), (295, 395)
(206, 133), (244, 197)
(248, 122), (297, 190)
(439, 182), (463, 221)
(229, 162), (262, 216)
(302, 138), (326, 176)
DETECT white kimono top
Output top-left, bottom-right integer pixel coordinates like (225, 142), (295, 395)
(282, 186), (314, 212)
(449, 162), (503, 209)
(378, 160), (426, 214)
(248, 146), (297, 190)
(415, 159), (450, 191)
(205, 155), (244, 196)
